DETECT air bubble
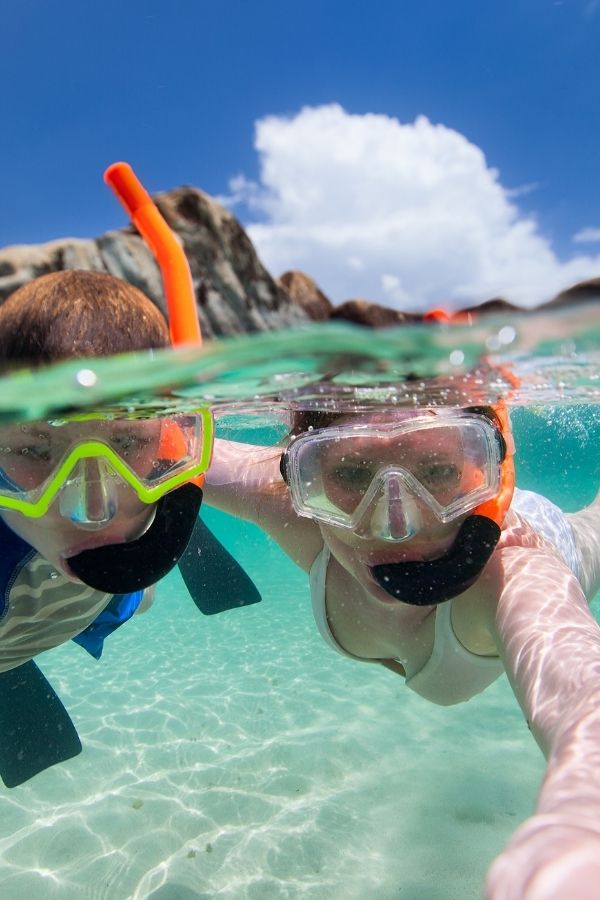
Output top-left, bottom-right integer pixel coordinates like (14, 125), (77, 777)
(75, 369), (98, 388)
(449, 350), (465, 366)
(498, 325), (516, 345)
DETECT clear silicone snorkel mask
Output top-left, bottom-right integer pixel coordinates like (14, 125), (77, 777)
(281, 410), (508, 543)
(281, 401), (516, 606)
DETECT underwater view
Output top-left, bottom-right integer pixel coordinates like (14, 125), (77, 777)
(0, 312), (598, 900)
(3, 0), (600, 894)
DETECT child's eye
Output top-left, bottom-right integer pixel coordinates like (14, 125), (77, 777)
(110, 434), (151, 453)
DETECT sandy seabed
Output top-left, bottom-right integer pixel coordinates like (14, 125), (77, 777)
(0, 510), (547, 900)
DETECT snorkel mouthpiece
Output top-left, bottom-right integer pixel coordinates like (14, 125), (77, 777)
(371, 402), (515, 605)
(67, 483), (203, 593)
(370, 515), (501, 605)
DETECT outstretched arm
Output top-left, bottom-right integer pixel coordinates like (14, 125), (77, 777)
(485, 546), (600, 898)
(203, 438), (282, 521)
(567, 488), (600, 601)
(204, 439), (323, 571)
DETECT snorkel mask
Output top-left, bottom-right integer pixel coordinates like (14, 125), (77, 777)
(281, 400), (515, 606)
(0, 409), (213, 521)
(368, 402), (514, 605)
(0, 163), (207, 593)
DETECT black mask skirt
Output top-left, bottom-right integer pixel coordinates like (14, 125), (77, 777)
(370, 515), (501, 606)
(67, 483), (203, 594)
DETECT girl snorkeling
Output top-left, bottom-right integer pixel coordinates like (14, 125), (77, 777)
(203, 387), (600, 899)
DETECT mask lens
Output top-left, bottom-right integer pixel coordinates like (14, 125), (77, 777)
(287, 415), (501, 530)
(141, 415), (204, 484)
(0, 409), (212, 517)
(0, 424), (61, 493)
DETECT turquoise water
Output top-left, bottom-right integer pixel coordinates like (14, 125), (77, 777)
(0, 506), (550, 900)
(0, 312), (598, 420)
(0, 316), (599, 899)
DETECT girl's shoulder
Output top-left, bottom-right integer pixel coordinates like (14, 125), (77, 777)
(498, 508), (550, 552)
(500, 489), (582, 581)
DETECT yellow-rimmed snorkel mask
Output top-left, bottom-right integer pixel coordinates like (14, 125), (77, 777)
(0, 408), (213, 521)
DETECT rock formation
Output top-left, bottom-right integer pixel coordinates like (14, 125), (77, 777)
(0, 183), (598, 332)
(0, 187), (308, 338)
(277, 270), (333, 321)
(547, 277), (600, 309)
(330, 299), (421, 328)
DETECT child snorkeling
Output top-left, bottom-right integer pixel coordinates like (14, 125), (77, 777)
(0, 267), (262, 788)
(203, 390), (600, 898)
(0, 162), (260, 788)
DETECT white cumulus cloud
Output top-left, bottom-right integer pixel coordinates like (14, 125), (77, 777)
(573, 227), (600, 244)
(225, 104), (600, 311)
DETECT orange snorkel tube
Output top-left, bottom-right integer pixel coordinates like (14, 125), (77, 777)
(68, 163), (260, 604)
(104, 162), (202, 348)
(104, 162), (206, 489)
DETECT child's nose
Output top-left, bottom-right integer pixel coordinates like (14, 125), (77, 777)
(83, 460), (116, 523)
(58, 458), (119, 527)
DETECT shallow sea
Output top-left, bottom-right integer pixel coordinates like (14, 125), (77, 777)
(0, 312), (599, 899)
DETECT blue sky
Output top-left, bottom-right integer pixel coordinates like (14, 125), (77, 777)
(1, 0), (599, 310)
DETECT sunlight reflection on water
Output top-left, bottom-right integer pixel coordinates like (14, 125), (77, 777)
(0, 310), (598, 421)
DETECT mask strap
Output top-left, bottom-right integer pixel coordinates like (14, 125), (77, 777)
(279, 450), (288, 483)
(472, 402), (515, 528)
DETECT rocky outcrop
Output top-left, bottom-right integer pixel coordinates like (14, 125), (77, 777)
(460, 298), (523, 316)
(280, 282), (600, 327)
(278, 270), (333, 321)
(330, 299), (422, 327)
(0, 187), (308, 338)
(547, 277), (600, 308)
(1, 182), (598, 333)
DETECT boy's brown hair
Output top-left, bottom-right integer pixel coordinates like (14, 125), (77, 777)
(0, 269), (170, 366)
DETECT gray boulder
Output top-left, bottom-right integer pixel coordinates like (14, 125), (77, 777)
(0, 186), (308, 338)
